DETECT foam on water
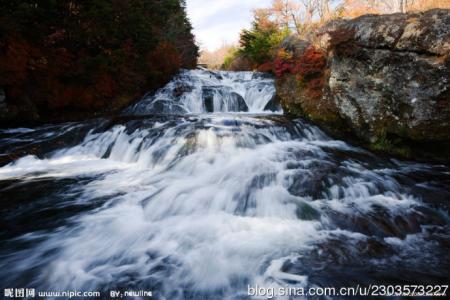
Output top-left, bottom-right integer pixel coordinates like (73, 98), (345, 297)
(0, 72), (449, 299)
(124, 69), (279, 115)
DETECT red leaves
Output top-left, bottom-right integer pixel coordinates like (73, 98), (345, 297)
(255, 45), (325, 80)
(0, 0), (199, 123)
(266, 46), (326, 78)
(45, 29), (66, 46)
(273, 57), (295, 77)
(0, 38), (32, 85)
(257, 45), (327, 101)
(292, 46), (326, 78)
(95, 73), (114, 98)
(147, 42), (181, 79)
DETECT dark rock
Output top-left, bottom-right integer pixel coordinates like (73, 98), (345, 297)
(252, 72), (274, 80)
(202, 86), (248, 112)
(205, 70), (223, 80)
(277, 9), (450, 162)
(230, 92), (248, 112)
(263, 94), (281, 112)
(203, 89), (214, 112)
(172, 83), (193, 98)
(202, 87), (215, 112)
(279, 35), (311, 57)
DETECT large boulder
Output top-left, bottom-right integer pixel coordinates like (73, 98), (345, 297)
(263, 94), (282, 112)
(277, 9), (450, 162)
(202, 86), (248, 112)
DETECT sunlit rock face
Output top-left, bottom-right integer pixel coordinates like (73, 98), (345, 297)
(277, 9), (450, 162)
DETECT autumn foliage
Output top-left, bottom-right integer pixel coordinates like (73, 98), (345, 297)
(0, 0), (198, 124)
(227, 0), (450, 73)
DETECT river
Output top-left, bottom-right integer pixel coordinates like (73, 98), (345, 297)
(0, 69), (449, 299)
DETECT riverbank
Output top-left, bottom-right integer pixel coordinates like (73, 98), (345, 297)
(228, 9), (450, 163)
(1, 69), (449, 297)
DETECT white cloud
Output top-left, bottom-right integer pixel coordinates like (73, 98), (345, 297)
(186, 0), (272, 51)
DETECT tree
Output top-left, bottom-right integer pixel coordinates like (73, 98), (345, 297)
(318, 0), (331, 21)
(0, 0), (198, 116)
(300, 0), (316, 23)
(238, 9), (291, 65)
(271, 0), (301, 32)
(341, 0), (449, 15)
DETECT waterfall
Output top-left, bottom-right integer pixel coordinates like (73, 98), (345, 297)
(0, 70), (449, 300)
(124, 69), (280, 115)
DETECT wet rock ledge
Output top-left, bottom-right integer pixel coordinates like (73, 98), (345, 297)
(276, 9), (449, 162)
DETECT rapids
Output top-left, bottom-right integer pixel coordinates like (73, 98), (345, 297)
(124, 69), (280, 114)
(0, 69), (449, 299)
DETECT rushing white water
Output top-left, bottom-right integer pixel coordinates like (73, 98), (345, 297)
(124, 69), (279, 114)
(0, 70), (449, 300)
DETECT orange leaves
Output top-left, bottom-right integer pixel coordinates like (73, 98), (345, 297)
(276, 48), (293, 60)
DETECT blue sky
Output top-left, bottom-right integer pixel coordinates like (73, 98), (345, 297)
(186, 0), (272, 51)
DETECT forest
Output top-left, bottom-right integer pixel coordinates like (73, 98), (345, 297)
(0, 0), (198, 126)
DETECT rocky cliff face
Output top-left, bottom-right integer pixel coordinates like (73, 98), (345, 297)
(276, 9), (450, 162)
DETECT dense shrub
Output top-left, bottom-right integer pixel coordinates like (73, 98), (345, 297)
(233, 15), (290, 69)
(0, 0), (198, 123)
